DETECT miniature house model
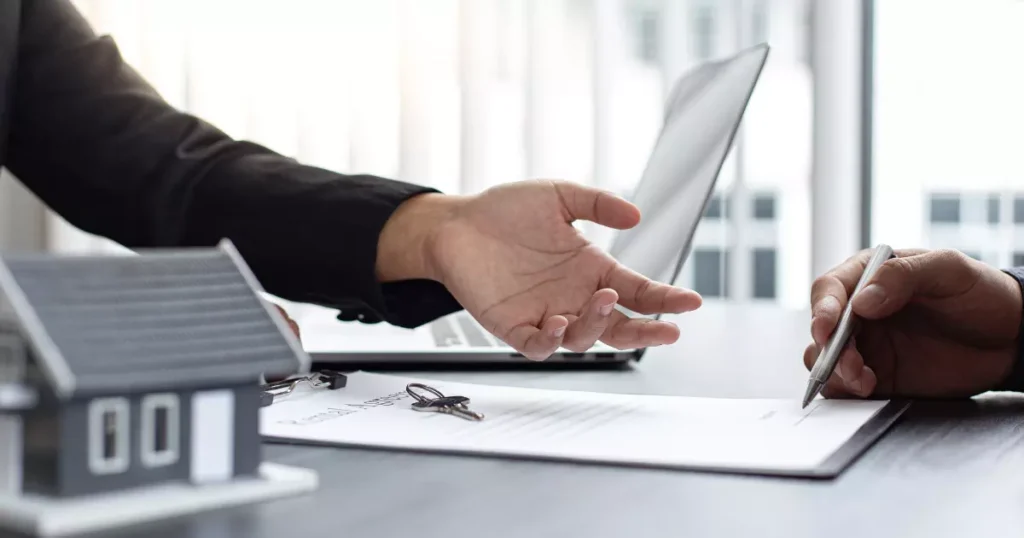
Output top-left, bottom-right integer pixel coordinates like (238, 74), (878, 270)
(0, 240), (317, 536)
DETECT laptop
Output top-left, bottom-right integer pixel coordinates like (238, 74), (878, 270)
(296, 43), (770, 366)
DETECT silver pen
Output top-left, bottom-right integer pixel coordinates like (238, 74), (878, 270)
(802, 244), (895, 408)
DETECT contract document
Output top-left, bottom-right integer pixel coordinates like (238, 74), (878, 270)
(260, 372), (908, 477)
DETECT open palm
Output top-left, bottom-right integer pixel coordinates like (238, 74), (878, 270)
(431, 180), (702, 360)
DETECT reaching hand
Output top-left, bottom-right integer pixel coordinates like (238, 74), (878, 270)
(426, 180), (702, 360)
(806, 248), (1022, 399)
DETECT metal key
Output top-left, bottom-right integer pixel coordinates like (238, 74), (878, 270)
(412, 395), (484, 421)
(406, 383), (485, 421)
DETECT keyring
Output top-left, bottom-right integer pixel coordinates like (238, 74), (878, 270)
(406, 383), (445, 404)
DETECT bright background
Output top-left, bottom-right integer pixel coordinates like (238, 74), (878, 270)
(1, 0), (1022, 312)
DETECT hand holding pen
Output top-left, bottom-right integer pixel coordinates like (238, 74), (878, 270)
(802, 247), (1024, 401)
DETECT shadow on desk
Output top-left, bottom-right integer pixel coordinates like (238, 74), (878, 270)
(855, 393), (1024, 477)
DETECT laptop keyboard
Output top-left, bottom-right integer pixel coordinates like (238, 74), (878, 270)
(430, 313), (623, 357)
(431, 313), (508, 348)
(429, 316), (462, 347)
(456, 315), (494, 347)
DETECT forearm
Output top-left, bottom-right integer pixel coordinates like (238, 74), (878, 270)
(7, 0), (463, 327)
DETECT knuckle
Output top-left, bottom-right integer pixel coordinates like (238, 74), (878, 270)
(601, 331), (628, 350)
(883, 256), (918, 280)
(938, 249), (980, 281)
(846, 249), (868, 263)
(810, 275), (839, 305)
(933, 247), (963, 261)
(634, 279), (653, 308)
(935, 248), (972, 270)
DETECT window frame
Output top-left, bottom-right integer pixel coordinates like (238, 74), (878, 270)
(140, 393), (181, 468)
(87, 397), (130, 475)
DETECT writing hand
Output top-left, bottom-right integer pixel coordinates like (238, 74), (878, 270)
(806, 248), (1022, 399)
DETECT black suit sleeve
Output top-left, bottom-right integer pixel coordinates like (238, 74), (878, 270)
(4, 0), (462, 328)
(996, 268), (1024, 392)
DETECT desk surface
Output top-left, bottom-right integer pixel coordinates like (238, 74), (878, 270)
(35, 304), (1024, 538)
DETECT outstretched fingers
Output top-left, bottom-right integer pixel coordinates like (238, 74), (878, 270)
(602, 264), (702, 315)
(598, 310), (681, 350)
(504, 315), (569, 361)
(560, 289), (620, 352)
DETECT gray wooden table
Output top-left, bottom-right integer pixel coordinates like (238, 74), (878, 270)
(40, 304), (1024, 537)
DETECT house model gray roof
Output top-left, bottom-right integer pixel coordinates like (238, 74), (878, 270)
(0, 240), (310, 399)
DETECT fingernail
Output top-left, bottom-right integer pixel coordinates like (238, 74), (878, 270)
(552, 326), (566, 337)
(849, 376), (863, 394)
(855, 284), (886, 309)
(599, 303), (615, 316)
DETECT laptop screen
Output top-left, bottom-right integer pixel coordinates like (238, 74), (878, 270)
(607, 45), (770, 289)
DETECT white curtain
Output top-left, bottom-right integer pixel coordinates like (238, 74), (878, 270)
(50, 0), (682, 254)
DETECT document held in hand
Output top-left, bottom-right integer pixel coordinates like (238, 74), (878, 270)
(259, 372), (907, 477)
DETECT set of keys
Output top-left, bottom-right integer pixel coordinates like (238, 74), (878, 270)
(406, 383), (485, 421)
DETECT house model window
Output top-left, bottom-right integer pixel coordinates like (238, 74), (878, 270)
(0, 334), (25, 384)
(141, 394), (180, 467)
(88, 398), (130, 475)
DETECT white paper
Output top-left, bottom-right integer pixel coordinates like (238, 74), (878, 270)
(259, 372), (891, 474)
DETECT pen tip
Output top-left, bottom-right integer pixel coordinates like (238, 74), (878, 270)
(802, 381), (822, 409)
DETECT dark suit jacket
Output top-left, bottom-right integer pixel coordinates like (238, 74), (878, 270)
(0, 0), (461, 327)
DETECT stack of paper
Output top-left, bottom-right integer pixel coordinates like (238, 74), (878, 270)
(260, 372), (906, 477)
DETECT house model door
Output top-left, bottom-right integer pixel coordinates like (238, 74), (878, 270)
(190, 390), (234, 483)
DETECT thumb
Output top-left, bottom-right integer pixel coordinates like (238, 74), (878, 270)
(551, 181), (640, 229)
(851, 249), (977, 319)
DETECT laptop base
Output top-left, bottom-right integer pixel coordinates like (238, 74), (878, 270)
(309, 348), (641, 370)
